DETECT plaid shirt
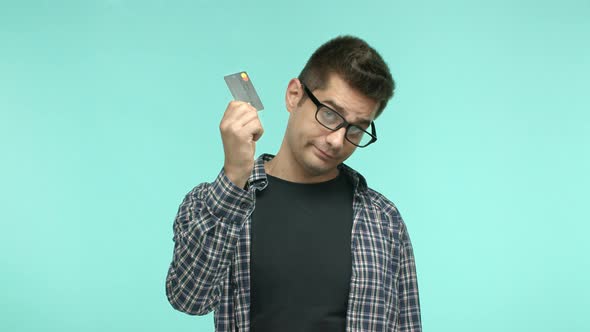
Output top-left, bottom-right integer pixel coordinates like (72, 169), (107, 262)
(166, 154), (422, 331)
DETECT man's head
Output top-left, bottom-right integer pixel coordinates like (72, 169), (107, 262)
(278, 36), (394, 182)
(297, 35), (395, 118)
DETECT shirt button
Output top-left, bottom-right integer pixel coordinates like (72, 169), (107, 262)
(239, 202), (249, 209)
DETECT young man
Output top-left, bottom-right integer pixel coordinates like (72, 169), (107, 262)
(166, 36), (422, 332)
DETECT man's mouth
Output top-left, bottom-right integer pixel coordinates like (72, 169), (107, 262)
(313, 145), (336, 160)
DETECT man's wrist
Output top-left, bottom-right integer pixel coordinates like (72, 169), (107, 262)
(223, 166), (250, 189)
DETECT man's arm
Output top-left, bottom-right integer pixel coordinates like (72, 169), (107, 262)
(166, 100), (263, 315)
(165, 169), (252, 315)
(397, 223), (422, 331)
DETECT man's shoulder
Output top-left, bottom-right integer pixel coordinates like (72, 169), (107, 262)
(364, 186), (402, 218)
(362, 184), (412, 241)
(339, 163), (403, 219)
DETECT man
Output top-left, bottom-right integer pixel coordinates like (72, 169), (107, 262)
(166, 35), (422, 332)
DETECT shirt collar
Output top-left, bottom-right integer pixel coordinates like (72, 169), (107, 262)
(338, 162), (368, 192)
(247, 153), (368, 193)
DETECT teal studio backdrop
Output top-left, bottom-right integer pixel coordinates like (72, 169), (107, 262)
(1, 0), (589, 331)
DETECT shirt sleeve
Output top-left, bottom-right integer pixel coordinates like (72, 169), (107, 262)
(165, 169), (253, 315)
(397, 222), (422, 331)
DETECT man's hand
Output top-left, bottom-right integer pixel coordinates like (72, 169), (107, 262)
(219, 101), (264, 189)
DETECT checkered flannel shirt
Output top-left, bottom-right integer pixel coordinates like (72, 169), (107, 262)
(166, 154), (422, 331)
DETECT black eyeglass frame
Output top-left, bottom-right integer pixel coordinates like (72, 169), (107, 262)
(301, 83), (378, 148)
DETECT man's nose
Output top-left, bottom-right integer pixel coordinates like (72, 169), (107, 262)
(326, 127), (347, 149)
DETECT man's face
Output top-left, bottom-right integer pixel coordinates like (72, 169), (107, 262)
(284, 73), (379, 180)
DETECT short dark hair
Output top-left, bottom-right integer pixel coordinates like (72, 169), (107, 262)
(298, 35), (395, 118)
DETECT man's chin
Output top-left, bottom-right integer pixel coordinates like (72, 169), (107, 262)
(303, 151), (340, 177)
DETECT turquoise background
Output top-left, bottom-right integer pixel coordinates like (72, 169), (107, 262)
(1, 0), (589, 331)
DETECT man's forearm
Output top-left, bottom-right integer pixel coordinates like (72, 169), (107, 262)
(166, 170), (253, 315)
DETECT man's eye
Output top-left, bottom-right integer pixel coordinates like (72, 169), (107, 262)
(348, 126), (364, 136)
(320, 108), (338, 122)
(323, 109), (336, 118)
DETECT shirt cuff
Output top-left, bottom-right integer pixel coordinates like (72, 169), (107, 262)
(204, 168), (254, 221)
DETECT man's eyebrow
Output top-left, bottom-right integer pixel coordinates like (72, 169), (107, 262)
(323, 99), (372, 127)
(322, 99), (347, 114)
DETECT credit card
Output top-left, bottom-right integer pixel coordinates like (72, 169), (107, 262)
(224, 71), (264, 111)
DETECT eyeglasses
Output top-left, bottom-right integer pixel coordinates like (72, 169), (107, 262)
(301, 83), (377, 148)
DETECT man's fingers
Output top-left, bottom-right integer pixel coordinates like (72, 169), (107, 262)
(242, 118), (264, 142)
(222, 101), (258, 126)
(237, 110), (261, 128)
(228, 101), (257, 116)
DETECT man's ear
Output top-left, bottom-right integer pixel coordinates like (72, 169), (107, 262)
(285, 78), (303, 113)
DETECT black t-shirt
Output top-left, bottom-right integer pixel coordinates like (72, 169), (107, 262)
(250, 171), (354, 332)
